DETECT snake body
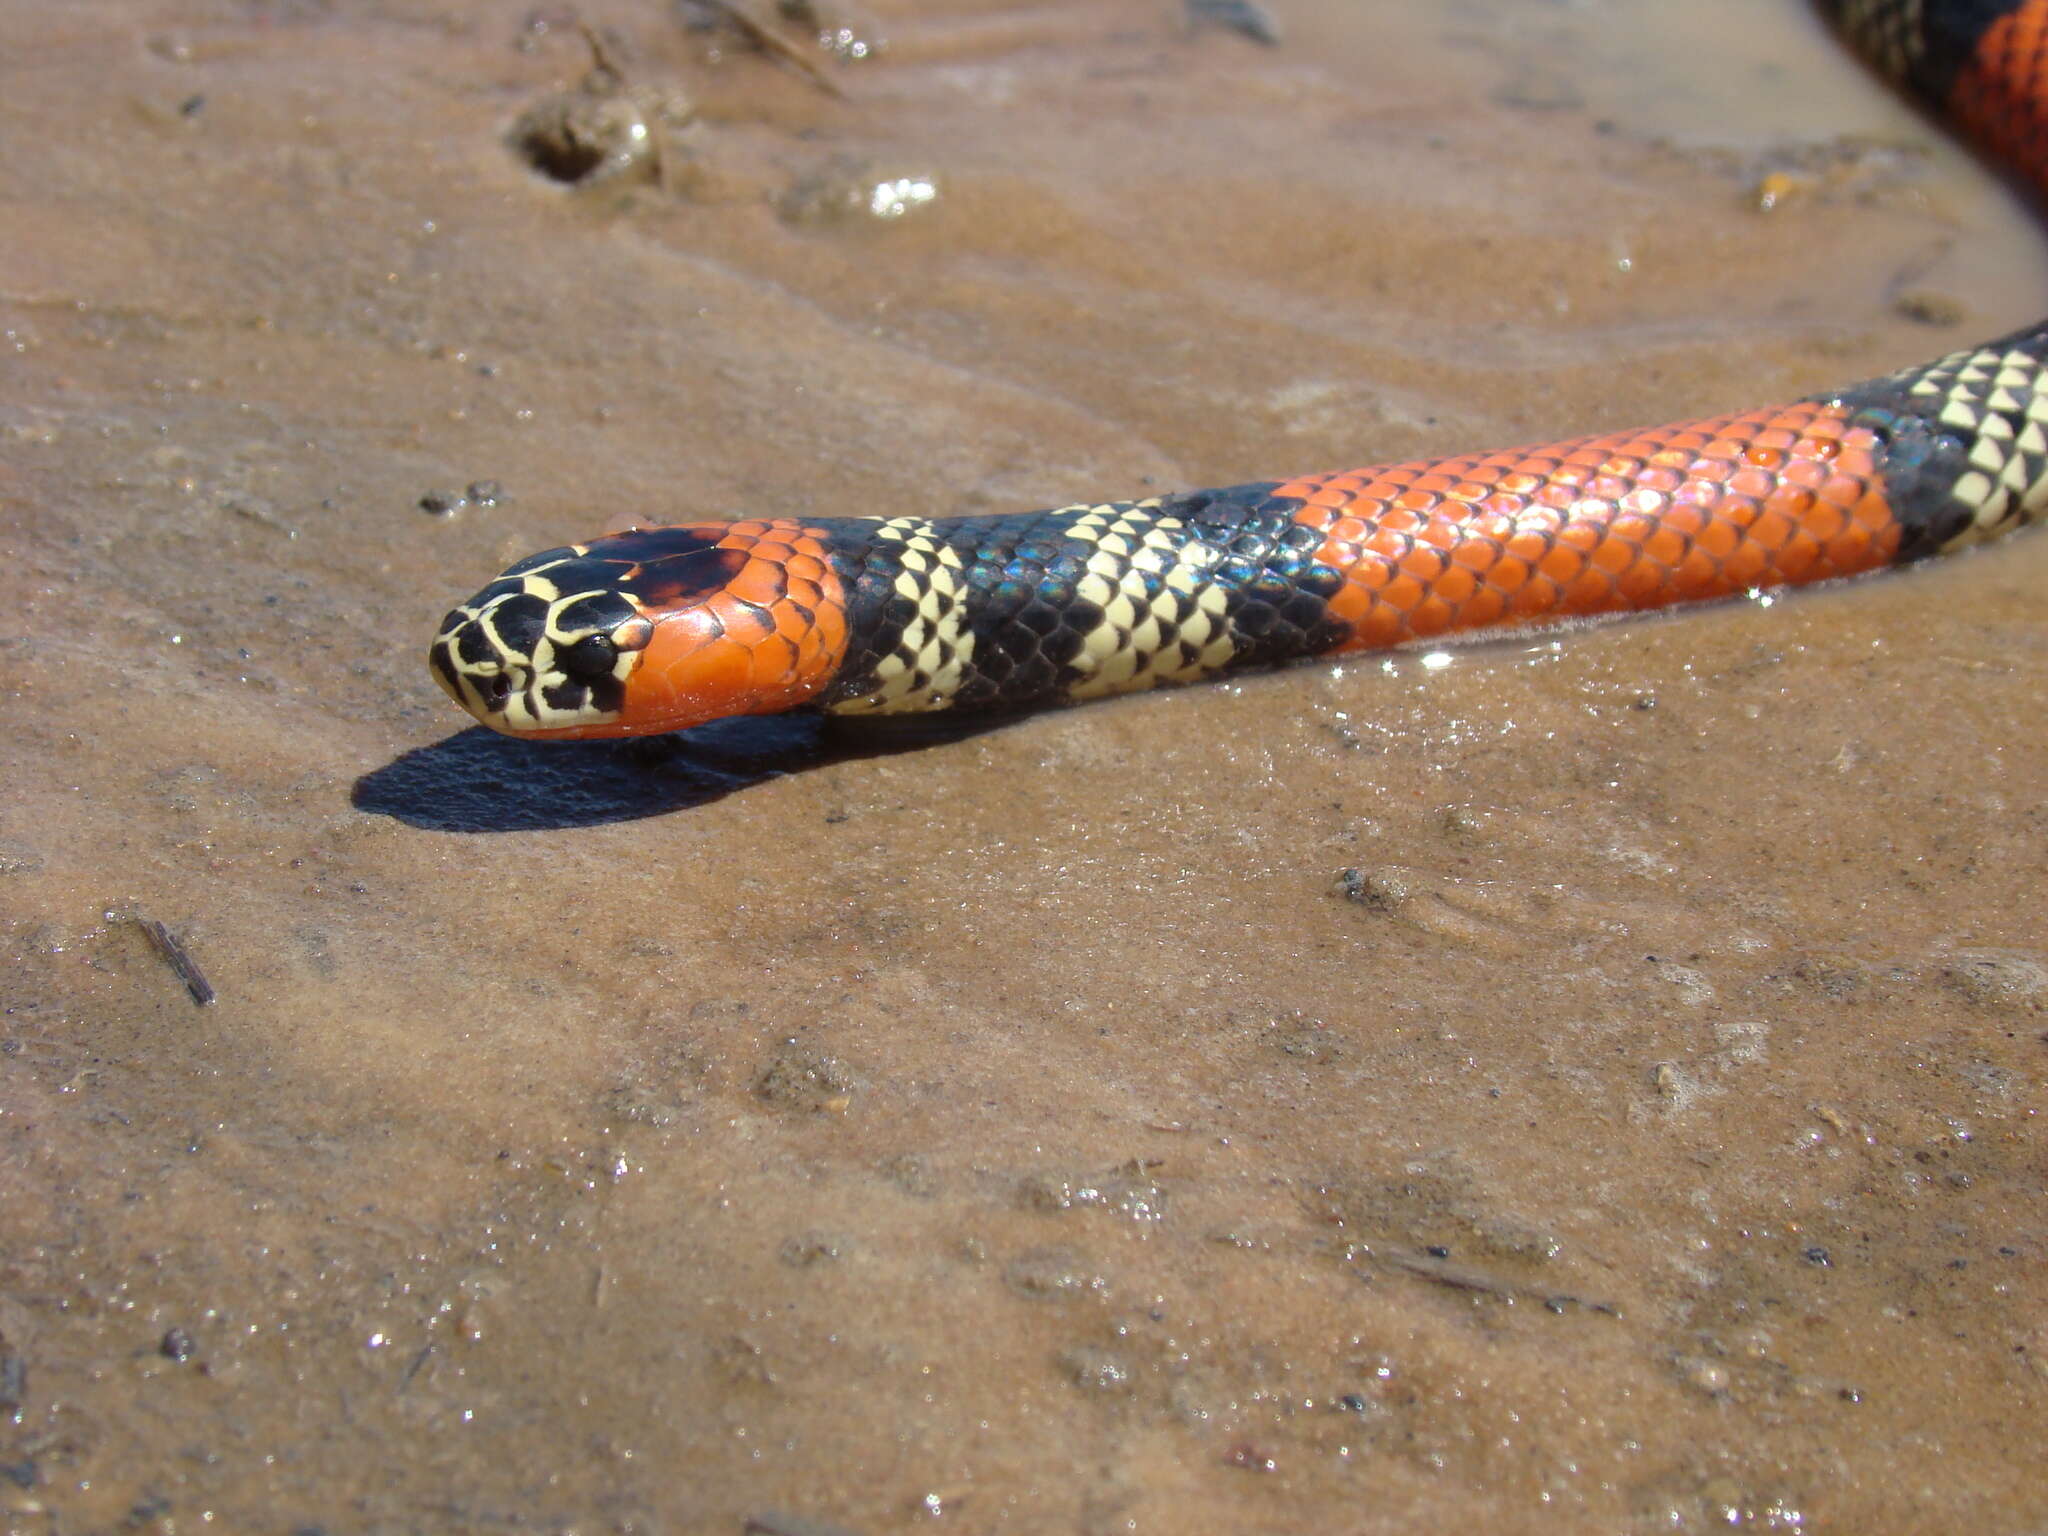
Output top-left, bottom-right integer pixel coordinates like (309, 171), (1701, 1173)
(432, 0), (2048, 742)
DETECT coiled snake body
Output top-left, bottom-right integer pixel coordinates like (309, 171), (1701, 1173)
(432, 0), (2048, 742)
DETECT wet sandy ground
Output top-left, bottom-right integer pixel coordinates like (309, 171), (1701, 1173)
(4, 0), (2046, 1529)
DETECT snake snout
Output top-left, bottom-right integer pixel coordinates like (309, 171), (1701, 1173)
(429, 606), (527, 723)
(428, 577), (645, 737)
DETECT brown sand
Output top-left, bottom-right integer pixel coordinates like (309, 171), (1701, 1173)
(3, 0), (2044, 1530)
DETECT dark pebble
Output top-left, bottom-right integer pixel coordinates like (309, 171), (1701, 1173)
(160, 1326), (195, 1361)
(1186, 0), (1281, 45)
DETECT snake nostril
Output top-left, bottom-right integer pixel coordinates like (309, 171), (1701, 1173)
(483, 672), (514, 704)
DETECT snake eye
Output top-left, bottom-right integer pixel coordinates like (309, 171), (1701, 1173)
(558, 633), (619, 681)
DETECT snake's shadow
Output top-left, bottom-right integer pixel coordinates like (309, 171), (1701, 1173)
(352, 712), (1012, 832)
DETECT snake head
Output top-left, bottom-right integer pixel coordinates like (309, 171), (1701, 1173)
(429, 522), (845, 739)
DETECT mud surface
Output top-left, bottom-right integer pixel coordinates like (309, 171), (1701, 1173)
(3, 1), (2045, 1531)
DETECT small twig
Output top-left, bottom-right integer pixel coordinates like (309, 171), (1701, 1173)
(401, 1344), (434, 1388)
(744, 1511), (865, 1536)
(1376, 1247), (1522, 1297)
(1359, 1244), (1620, 1316)
(136, 918), (216, 1006)
(576, 19), (628, 85)
(699, 0), (845, 98)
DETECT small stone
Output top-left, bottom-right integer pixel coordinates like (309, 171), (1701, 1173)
(1679, 1356), (1730, 1395)
(160, 1327), (195, 1361)
(1186, 0), (1281, 45)
(1335, 867), (1408, 909)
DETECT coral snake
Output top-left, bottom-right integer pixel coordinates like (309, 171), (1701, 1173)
(432, 0), (2048, 743)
